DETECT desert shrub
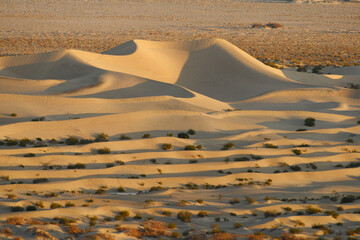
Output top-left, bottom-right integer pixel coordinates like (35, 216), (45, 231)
(97, 147), (111, 154)
(134, 213), (142, 219)
(116, 160), (125, 165)
(10, 113), (17, 117)
(150, 159), (157, 164)
(119, 210), (130, 218)
(345, 162), (360, 168)
(162, 210), (171, 216)
(189, 159), (198, 164)
(297, 66), (307, 72)
(95, 188), (105, 195)
(24, 153), (36, 157)
(5, 139), (18, 146)
(264, 210), (281, 217)
(166, 133), (173, 137)
(67, 163), (85, 169)
(177, 132), (189, 139)
(50, 203), (63, 209)
(172, 232), (181, 238)
(162, 143), (173, 150)
(177, 211), (192, 222)
(266, 22), (283, 28)
(33, 178), (49, 184)
(187, 129), (196, 135)
(293, 219), (305, 227)
(304, 117), (315, 127)
(26, 206), (37, 211)
(89, 216), (98, 227)
(65, 202), (75, 207)
(106, 163), (115, 168)
(142, 133), (151, 138)
(7, 194), (17, 200)
(312, 65), (323, 74)
(234, 156), (250, 161)
(251, 23), (264, 28)
(306, 163), (317, 169)
(11, 206), (24, 212)
(245, 196), (255, 204)
(65, 136), (79, 145)
(306, 205), (322, 214)
(44, 192), (58, 198)
(118, 186), (125, 192)
(264, 143), (278, 148)
(346, 138), (354, 143)
(222, 142), (234, 150)
(296, 128), (307, 131)
(196, 199), (204, 204)
(197, 211), (208, 217)
(35, 201), (45, 208)
(234, 222), (242, 228)
(79, 138), (93, 144)
(283, 207), (292, 212)
(290, 165), (302, 171)
(19, 138), (31, 147)
(341, 195), (356, 203)
(324, 210), (339, 219)
(95, 133), (109, 142)
(229, 198), (241, 205)
(120, 134), (131, 140)
(168, 222), (176, 229)
(184, 145), (196, 150)
(289, 228), (303, 234)
(292, 149), (302, 155)
(32, 116), (45, 121)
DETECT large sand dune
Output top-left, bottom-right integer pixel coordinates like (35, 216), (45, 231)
(0, 39), (360, 239)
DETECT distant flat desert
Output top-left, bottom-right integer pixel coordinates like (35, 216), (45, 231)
(1, 1), (360, 240)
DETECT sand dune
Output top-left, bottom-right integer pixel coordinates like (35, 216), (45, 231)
(0, 39), (360, 239)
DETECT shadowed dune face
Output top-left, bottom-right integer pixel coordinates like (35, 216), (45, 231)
(0, 39), (360, 240)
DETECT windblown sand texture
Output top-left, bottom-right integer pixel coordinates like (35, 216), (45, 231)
(0, 39), (360, 239)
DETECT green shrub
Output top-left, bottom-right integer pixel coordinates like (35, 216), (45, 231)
(120, 134), (131, 140)
(10, 113), (17, 117)
(187, 129), (196, 135)
(142, 133), (151, 138)
(24, 153), (36, 157)
(296, 66), (307, 72)
(234, 222), (242, 228)
(106, 163), (115, 168)
(33, 178), (49, 184)
(97, 147), (111, 154)
(197, 211), (208, 217)
(162, 210), (171, 216)
(162, 143), (173, 150)
(89, 216), (98, 227)
(346, 138), (354, 143)
(290, 165), (302, 171)
(184, 145), (196, 150)
(35, 201), (45, 208)
(264, 143), (278, 148)
(50, 202), (63, 209)
(324, 210), (339, 219)
(119, 210), (130, 217)
(245, 196), (255, 204)
(196, 199), (204, 204)
(168, 222), (176, 229)
(65, 202), (75, 207)
(341, 195), (356, 203)
(95, 133), (109, 142)
(345, 162), (360, 168)
(289, 228), (303, 234)
(67, 163), (85, 169)
(177, 132), (189, 139)
(11, 206), (24, 212)
(234, 157), (250, 161)
(19, 138), (31, 147)
(117, 186), (125, 192)
(306, 205), (322, 214)
(177, 211), (192, 222)
(222, 142), (234, 150)
(189, 159), (198, 164)
(26, 206), (37, 211)
(304, 117), (315, 127)
(80, 139), (94, 144)
(172, 232), (181, 238)
(5, 139), (18, 146)
(292, 149), (302, 155)
(134, 213), (142, 219)
(229, 198), (240, 205)
(264, 210), (281, 217)
(65, 136), (79, 145)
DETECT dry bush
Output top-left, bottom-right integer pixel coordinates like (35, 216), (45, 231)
(1, 227), (13, 237)
(143, 220), (170, 237)
(6, 217), (25, 225)
(116, 226), (143, 239)
(67, 225), (85, 235)
(211, 232), (238, 240)
(85, 233), (115, 240)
